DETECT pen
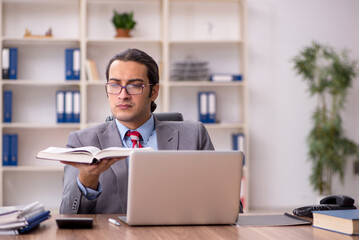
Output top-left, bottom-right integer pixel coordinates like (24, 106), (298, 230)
(108, 218), (121, 226)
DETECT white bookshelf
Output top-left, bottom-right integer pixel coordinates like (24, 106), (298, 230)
(0, 0), (249, 211)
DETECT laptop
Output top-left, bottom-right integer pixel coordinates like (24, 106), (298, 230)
(119, 150), (243, 226)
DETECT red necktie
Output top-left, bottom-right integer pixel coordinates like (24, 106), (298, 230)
(126, 131), (143, 148)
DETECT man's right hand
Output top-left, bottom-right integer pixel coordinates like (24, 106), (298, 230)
(60, 157), (126, 190)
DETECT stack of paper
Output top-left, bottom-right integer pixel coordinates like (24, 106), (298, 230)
(0, 201), (51, 235)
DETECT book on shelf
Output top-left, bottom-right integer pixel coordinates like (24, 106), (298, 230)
(198, 91), (216, 123)
(3, 90), (12, 123)
(209, 73), (242, 82)
(85, 59), (100, 81)
(36, 146), (154, 164)
(312, 209), (359, 235)
(2, 134), (18, 166)
(0, 201), (51, 235)
(65, 48), (80, 81)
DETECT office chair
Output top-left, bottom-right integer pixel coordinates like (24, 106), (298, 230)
(105, 112), (183, 122)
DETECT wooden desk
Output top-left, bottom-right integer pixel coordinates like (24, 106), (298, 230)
(8, 214), (359, 240)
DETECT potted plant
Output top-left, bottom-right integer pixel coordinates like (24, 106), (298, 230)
(112, 10), (136, 38)
(293, 41), (359, 196)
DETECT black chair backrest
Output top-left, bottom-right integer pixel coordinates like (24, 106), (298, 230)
(105, 112), (183, 122)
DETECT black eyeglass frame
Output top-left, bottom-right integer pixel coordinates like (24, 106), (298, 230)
(105, 83), (155, 95)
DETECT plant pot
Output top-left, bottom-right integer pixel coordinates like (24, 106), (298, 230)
(115, 28), (131, 38)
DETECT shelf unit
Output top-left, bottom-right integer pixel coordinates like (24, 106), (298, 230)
(0, 0), (249, 211)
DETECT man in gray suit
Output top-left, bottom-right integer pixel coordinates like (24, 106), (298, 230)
(60, 48), (214, 214)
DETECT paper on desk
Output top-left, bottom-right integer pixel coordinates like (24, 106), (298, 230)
(236, 213), (311, 227)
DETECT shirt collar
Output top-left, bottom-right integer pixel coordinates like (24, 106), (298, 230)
(115, 114), (155, 144)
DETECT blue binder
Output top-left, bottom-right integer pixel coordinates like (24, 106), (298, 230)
(72, 91), (80, 123)
(65, 49), (73, 80)
(72, 49), (80, 80)
(198, 91), (216, 123)
(198, 92), (208, 123)
(64, 91), (73, 122)
(2, 48), (10, 79)
(232, 133), (245, 165)
(3, 90), (12, 123)
(209, 74), (242, 82)
(10, 134), (18, 166)
(56, 91), (65, 123)
(207, 91), (216, 123)
(2, 134), (10, 166)
(9, 48), (18, 80)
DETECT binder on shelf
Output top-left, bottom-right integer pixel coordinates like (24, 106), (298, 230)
(198, 91), (216, 124)
(2, 134), (10, 166)
(10, 134), (18, 166)
(65, 48), (73, 80)
(64, 91), (73, 122)
(207, 92), (216, 123)
(72, 49), (80, 80)
(56, 91), (65, 123)
(9, 48), (18, 80)
(2, 48), (10, 79)
(3, 90), (12, 123)
(198, 92), (208, 123)
(209, 74), (242, 82)
(232, 133), (245, 165)
(72, 91), (80, 123)
(65, 48), (80, 80)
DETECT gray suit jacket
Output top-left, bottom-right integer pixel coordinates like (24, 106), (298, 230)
(59, 117), (214, 214)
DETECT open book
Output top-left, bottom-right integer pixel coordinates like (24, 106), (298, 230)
(36, 146), (154, 164)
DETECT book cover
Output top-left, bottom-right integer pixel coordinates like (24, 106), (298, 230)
(3, 90), (12, 123)
(56, 91), (65, 123)
(2, 48), (9, 79)
(64, 91), (73, 122)
(9, 48), (17, 80)
(10, 134), (18, 166)
(65, 48), (73, 80)
(2, 134), (10, 166)
(312, 209), (359, 235)
(36, 146), (154, 164)
(210, 74), (242, 82)
(72, 91), (80, 123)
(72, 48), (80, 80)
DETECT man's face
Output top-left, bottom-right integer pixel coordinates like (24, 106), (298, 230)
(107, 60), (159, 129)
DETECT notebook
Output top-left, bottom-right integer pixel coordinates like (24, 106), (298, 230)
(119, 150), (243, 226)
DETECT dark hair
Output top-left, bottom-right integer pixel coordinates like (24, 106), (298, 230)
(105, 48), (159, 112)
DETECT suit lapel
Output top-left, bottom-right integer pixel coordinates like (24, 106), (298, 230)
(155, 118), (179, 150)
(99, 121), (128, 213)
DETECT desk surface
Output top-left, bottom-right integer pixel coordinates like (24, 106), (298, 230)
(8, 214), (359, 240)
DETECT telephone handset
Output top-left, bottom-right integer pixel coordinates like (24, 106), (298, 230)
(293, 195), (356, 218)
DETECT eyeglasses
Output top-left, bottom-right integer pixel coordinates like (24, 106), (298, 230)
(105, 83), (155, 95)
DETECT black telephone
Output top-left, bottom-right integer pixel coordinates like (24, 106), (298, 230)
(293, 195), (357, 218)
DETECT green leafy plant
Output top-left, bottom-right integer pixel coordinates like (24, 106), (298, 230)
(112, 10), (136, 30)
(293, 41), (359, 195)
